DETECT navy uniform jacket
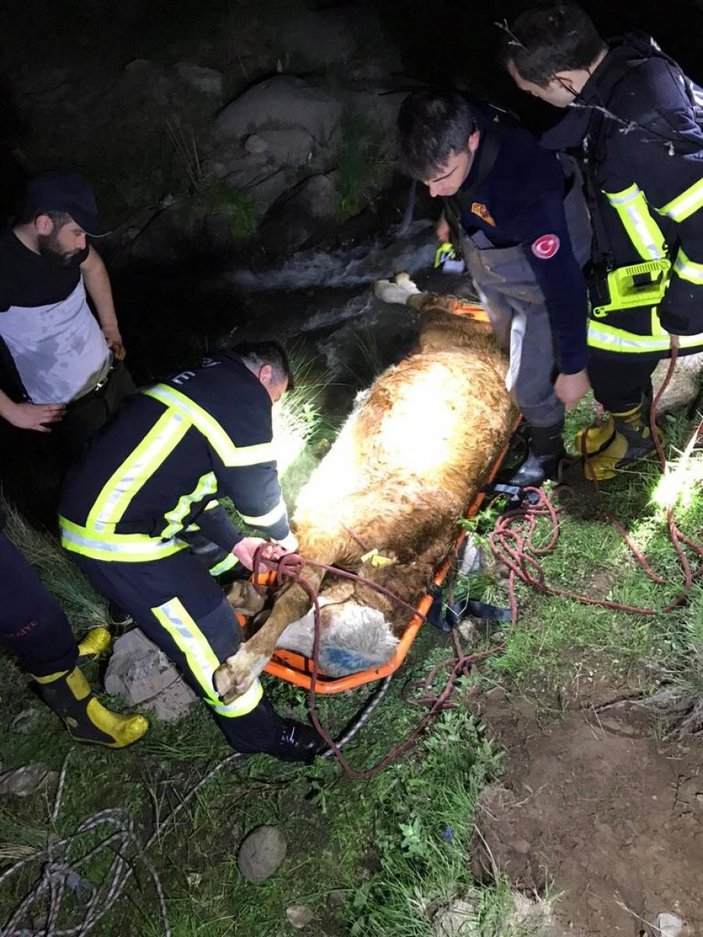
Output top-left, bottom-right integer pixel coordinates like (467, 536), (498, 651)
(448, 106), (589, 375)
(543, 33), (703, 348)
(60, 352), (290, 562)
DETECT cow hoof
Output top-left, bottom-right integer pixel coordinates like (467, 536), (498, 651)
(214, 648), (267, 704)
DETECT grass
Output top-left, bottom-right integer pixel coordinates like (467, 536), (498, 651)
(334, 111), (393, 222)
(2, 375), (703, 934)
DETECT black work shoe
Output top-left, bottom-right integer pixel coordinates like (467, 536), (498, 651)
(108, 600), (134, 632)
(507, 448), (564, 488)
(272, 720), (325, 764)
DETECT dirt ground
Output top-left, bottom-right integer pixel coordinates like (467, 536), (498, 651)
(472, 683), (702, 936)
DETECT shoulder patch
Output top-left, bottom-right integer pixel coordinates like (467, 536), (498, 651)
(471, 202), (496, 226)
(531, 234), (560, 260)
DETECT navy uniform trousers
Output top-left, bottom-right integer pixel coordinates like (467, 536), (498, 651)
(0, 530), (77, 677)
(70, 547), (281, 754)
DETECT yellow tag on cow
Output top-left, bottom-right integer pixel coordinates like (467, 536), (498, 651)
(361, 548), (395, 568)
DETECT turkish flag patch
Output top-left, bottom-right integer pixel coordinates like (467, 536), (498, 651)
(531, 234), (561, 259)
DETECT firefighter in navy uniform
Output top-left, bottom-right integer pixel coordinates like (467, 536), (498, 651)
(0, 511), (148, 747)
(59, 340), (323, 763)
(505, 2), (703, 478)
(397, 89), (592, 487)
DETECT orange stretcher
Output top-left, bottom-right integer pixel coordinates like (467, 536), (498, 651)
(247, 408), (518, 695)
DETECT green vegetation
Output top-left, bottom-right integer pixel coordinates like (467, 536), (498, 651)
(2, 380), (703, 934)
(334, 111), (393, 221)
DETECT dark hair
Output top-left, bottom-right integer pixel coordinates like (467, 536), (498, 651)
(231, 340), (294, 391)
(15, 208), (73, 228)
(501, 3), (607, 87)
(397, 89), (478, 180)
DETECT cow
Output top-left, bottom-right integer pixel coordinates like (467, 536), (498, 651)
(214, 275), (517, 704)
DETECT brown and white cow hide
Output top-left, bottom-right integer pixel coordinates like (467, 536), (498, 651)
(214, 280), (517, 703)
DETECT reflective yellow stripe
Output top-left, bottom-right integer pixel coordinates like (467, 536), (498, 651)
(588, 319), (703, 354)
(60, 516), (185, 562)
(239, 499), (287, 528)
(204, 500), (219, 510)
(658, 177), (703, 222)
(673, 247), (703, 285)
(144, 385), (276, 467)
(87, 411), (189, 530)
(208, 553), (238, 577)
(161, 472), (218, 539)
(151, 597), (263, 716)
(605, 184), (666, 261)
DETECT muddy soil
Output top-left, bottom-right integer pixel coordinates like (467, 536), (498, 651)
(473, 687), (702, 936)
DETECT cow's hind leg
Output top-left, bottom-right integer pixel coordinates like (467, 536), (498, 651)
(214, 636), (271, 704)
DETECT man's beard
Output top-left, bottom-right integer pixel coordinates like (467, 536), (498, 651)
(37, 232), (78, 266)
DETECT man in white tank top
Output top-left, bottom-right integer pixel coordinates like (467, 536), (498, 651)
(0, 170), (134, 457)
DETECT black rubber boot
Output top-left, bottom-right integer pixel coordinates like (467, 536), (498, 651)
(217, 693), (325, 763)
(32, 666), (149, 748)
(508, 421), (565, 487)
(272, 719), (326, 764)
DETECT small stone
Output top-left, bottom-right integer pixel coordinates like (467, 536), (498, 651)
(237, 825), (287, 883)
(244, 134), (269, 155)
(656, 912), (684, 937)
(327, 890), (347, 909)
(286, 905), (314, 929)
(434, 899), (476, 937)
(0, 764), (54, 798)
(11, 708), (42, 735)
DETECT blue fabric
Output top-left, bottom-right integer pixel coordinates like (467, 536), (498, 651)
(456, 108), (589, 374)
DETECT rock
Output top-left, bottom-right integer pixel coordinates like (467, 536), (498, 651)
(656, 912), (685, 937)
(237, 825), (288, 883)
(433, 898), (477, 937)
(215, 76), (343, 148)
(176, 62), (223, 97)
(327, 890), (347, 909)
(0, 763), (55, 798)
(653, 352), (703, 413)
(104, 628), (198, 722)
(285, 905), (314, 929)
(259, 172), (339, 257)
(223, 163), (291, 216)
(253, 128), (314, 168)
(11, 708), (42, 735)
(244, 134), (269, 156)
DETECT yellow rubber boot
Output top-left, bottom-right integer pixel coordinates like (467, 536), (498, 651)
(582, 402), (661, 481)
(574, 415), (616, 458)
(32, 667), (149, 749)
(77, 627), (112, 658)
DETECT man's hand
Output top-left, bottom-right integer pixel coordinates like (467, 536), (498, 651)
(232, 537), (272, 571)
(435, 213), (451, 243)
(554, 369), (590, 410)
(1, 400), (66, 432)
(102, 326), (126, 360)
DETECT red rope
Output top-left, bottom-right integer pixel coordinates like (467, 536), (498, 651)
(489, 343), (703, 619)
(249, 544), (502, 779)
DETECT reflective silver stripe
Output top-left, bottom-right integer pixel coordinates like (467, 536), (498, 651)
(674, 248), (703, 285)
(588, 321), (703, 353)
(89, 411), (188, 530)
(60, 517), (183, 561)
(161, 472), (218, 539)
(658, 177), (703, 222)
(605, 185), (666, 261)
(145, 385), (276, 468)
(239, 499), (287, 528)
(152, 597), (263, 717)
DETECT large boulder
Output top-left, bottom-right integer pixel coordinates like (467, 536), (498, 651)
(215, 76), (343, 149)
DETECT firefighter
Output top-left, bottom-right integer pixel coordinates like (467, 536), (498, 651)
(504, 2), (703, 478)
(396, 88), (592, 487)
(0, 511), (148, 747)
(59, 340), (323, 763)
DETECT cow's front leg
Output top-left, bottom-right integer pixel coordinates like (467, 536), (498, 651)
(214, 635), (272, 704)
